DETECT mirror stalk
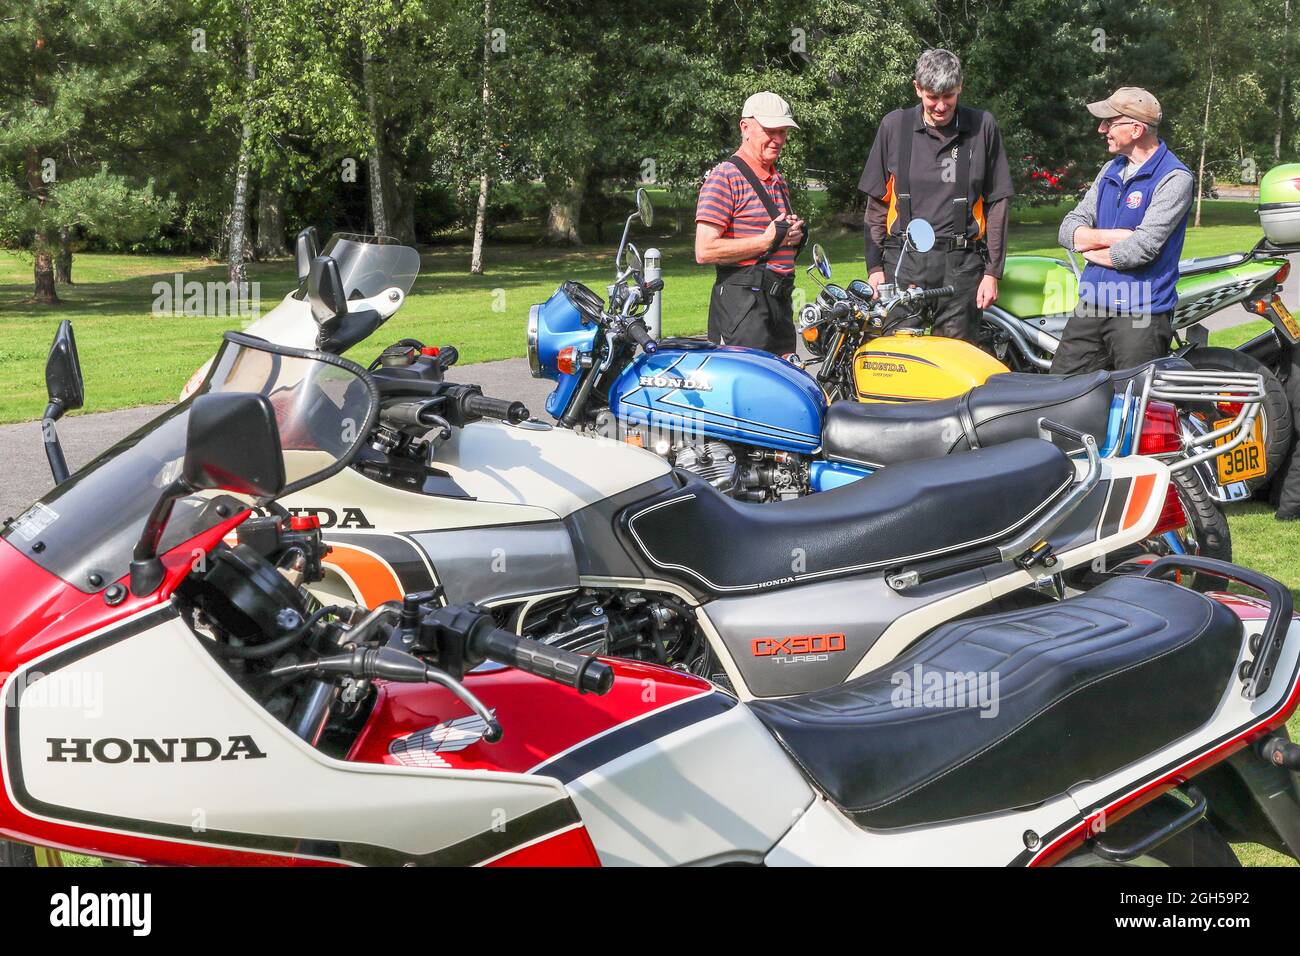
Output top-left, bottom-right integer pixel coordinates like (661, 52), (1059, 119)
(128, 476), (191, 596)
(42, 400), (71, 485)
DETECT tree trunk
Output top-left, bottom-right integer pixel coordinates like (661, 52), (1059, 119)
(1195, 59), (1214, 229)
(545, 171), (587, 246)
(394, 177), (417, 245)
(469, 0), (493, 275)
(256, 184), (287, 258)
(55, 227), (73, 285)
(363, 50), (389, 237)
(1277, 0), (1291, 163)
(228, 29), (255, 286)
(32, 248), (58, 304)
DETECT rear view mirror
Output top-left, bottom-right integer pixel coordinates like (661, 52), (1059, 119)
(183, 392), (286, 498)
(812, 243), (831, 279)
(295, 227), (321, 284)
(41, 320), (84, 484)
(308, 255), (348, 325)
(906, 219), (936, 254)
(131, 391), (285, 595)
(45, 319), (84, 415)
(309, 255), (381, 354)
(636, 187), (654, 228)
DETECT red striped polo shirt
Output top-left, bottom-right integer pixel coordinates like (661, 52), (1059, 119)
(695, 160), (797, 275)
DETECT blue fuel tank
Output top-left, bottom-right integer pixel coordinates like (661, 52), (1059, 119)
(608, 340), (827, 454)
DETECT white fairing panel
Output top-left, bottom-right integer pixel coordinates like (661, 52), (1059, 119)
(430, 420), (671, 517)
(766, 794), (1080, 866)
(566, 702), (813, 866)
(3, 608), (571, 864)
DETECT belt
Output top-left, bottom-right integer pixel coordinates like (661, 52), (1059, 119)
(886, 235), (985, 253)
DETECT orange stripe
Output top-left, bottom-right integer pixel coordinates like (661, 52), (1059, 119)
(1121, 473), (1158, 531)
(884, 174), (898, 234)
(324, 543), (404, 606)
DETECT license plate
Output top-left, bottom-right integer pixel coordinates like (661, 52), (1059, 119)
(1214, 415), (1267, 484)
(1272, 299), (1300, 343)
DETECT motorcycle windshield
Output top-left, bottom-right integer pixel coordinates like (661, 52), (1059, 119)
(321, 234), (421, 299)
(2, 334), (378, 594)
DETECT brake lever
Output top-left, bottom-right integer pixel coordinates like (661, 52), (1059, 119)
(271, 645), (503, 741)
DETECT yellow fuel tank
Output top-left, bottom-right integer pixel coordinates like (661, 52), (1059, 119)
(852, 332), (1009, 402)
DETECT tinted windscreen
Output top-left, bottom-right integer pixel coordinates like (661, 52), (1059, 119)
(2, 336), (376, 593)
(321, 236), (420, 299)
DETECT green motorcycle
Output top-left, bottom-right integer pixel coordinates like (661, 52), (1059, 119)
(980, 164), (1300, 498)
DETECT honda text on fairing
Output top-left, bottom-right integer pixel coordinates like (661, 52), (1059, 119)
(144, 234), (1227, 703)
(6, 326), (1300, 867)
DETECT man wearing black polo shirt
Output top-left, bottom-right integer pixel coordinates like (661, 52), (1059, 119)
(859, 49), (1014, 344)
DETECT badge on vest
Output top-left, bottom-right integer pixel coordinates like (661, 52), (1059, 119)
(1125, 190), (1144, 209)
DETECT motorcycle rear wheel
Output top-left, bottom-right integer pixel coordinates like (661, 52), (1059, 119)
(1184, 345), (1293, 494)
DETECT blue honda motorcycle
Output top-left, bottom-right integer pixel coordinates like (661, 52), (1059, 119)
(526, 185), (1257, 585)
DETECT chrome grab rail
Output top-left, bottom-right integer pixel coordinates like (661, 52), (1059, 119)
(1137, 368), (1265, 474)
(997, 419), (1102, 564)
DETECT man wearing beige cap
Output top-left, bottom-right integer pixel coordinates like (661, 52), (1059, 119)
(1052, 87), (1193, 373)
(696, 90), (806, 353)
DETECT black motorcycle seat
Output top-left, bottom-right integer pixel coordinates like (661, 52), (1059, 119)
(620, 437), (1073, 595)
(749, 576), (1241, 829)
(822, 370), (1114, 468)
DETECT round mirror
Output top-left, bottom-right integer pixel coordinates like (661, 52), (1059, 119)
(626, 242), (643, 276)
(905, 219), (935, 254)
(635, 188), (654, 228)
(811, 243), (831, 279)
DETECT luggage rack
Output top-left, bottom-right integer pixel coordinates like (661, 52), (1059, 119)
(1133, 366), (1265, 473)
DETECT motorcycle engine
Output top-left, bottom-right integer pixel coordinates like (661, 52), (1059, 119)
(672, 440), (739, 494)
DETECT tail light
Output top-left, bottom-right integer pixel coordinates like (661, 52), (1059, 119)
(1216, 399), (1245, 417)
(1152, 483), (1187, 536)
(1274, 261), (1291, 285)
(1138, 400), (1181, 455)
(556, 346), (579, 376)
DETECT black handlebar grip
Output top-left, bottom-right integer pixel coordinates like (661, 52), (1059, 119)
(923, 286), (957, 300)
(627, 319), (658, 353)
(437, 345), (459, 368)
(475, 626), (615, 695)
(463, 393), (530, 424)
(644, 278), (665, 293)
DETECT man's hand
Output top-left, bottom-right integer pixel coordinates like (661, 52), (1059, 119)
(1082, 248), (1114, 267)
(976, 275), (998, 309)
(782, 215), (806, 248)
(867, 269), (885, 298)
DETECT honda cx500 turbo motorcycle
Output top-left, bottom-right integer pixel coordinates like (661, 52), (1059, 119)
(35, 309), (1206, 704)
(5, 331), (1300, 867)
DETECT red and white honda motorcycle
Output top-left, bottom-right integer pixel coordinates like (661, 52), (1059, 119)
(2, 328), (1299, 866)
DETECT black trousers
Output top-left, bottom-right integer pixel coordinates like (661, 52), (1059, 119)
(707, 265), (797, 354)
(882, 242), (986, 344)
(1049, 301), (1174, 374)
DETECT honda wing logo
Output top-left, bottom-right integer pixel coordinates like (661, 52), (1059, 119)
(389, 712), (495, 768)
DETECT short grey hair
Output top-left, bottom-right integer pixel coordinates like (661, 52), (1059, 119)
(914, 49), (963, 94)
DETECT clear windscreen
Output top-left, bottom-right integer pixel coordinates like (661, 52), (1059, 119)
(2, 336), (376, 593)
(321, 235), (421, 299)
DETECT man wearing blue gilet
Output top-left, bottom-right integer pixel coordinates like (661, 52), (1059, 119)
(1052, 87), (1193, 373)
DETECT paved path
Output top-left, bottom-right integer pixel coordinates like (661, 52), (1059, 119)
(0, 357), (551, 521)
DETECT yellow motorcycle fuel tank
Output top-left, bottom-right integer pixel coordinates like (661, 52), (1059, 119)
(851, 332), (1009, 402)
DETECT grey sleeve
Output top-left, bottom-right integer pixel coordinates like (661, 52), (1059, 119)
(1107, 170), (1194, 271)
(1058, 168), (1105, 250)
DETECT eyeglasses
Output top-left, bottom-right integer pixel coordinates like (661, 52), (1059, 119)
(1100, 118), (1141, 131)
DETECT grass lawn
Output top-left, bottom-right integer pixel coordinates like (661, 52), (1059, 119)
(3, 196), (1299, 865)
(0, 197), (1276, 424)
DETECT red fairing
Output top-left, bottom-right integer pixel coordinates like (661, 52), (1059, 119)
(0, 513), (307, 867)
(485, 825), (601, 867)
(349, 660), (714, 774)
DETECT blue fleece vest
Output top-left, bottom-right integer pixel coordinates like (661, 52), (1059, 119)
(1079, 141), (1189, 315)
